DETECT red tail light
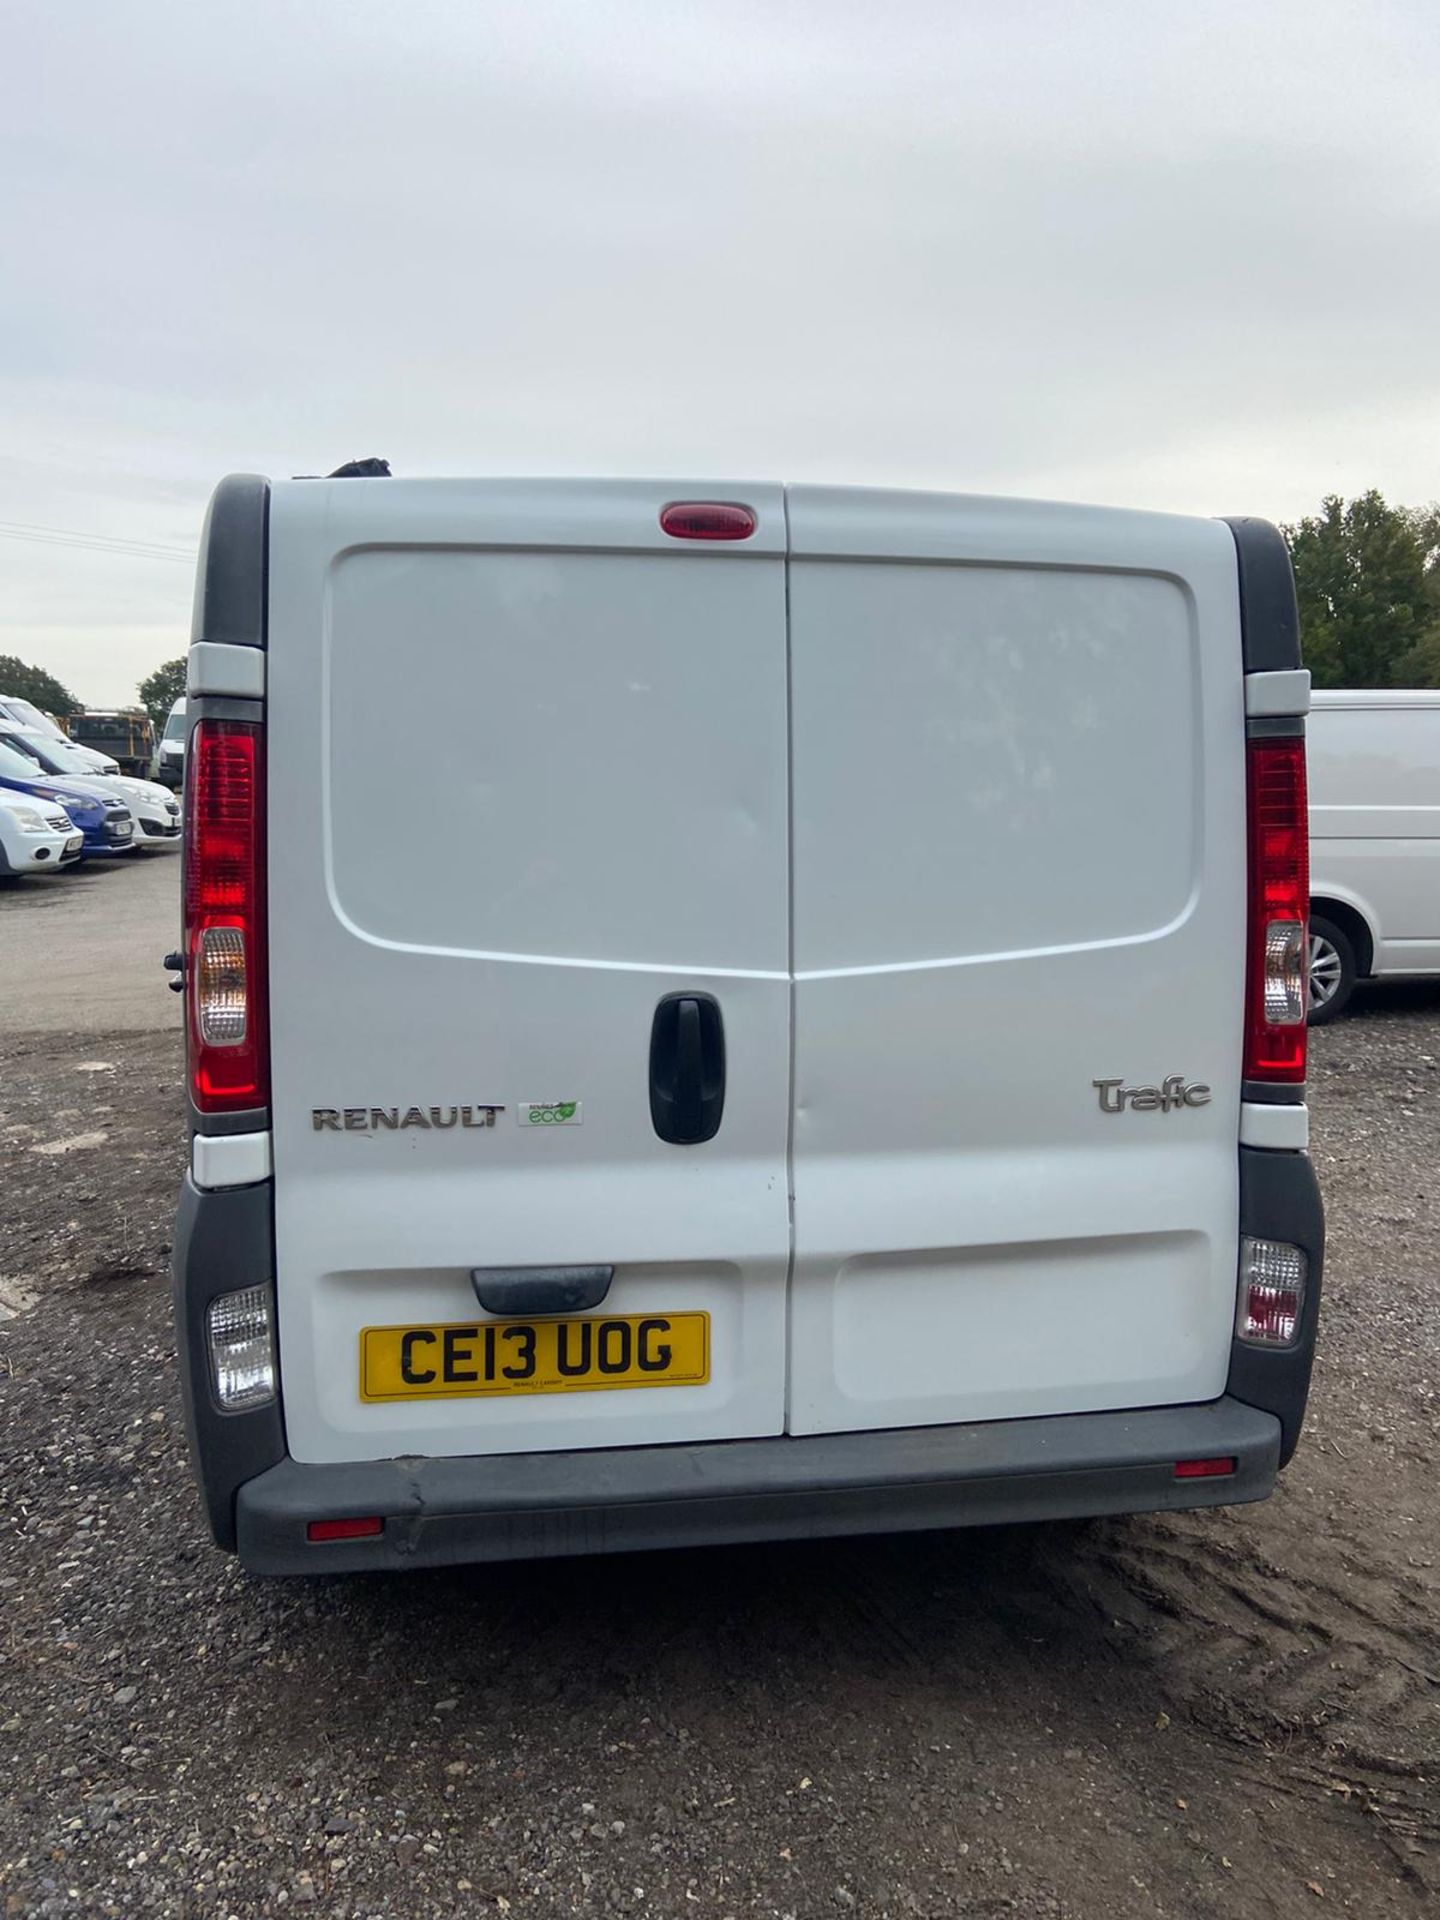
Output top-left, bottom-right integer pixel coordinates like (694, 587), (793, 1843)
(185, 721), (268, 1112)
(1243, 735), (1308, 1082)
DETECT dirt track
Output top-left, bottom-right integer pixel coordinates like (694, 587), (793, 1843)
(0, 869), (1436, 1916)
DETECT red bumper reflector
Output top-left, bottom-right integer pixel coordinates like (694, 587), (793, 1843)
(1173, 1457), (1237, 1480)
(306, 1516), (384, 1543)
(659, 501), (756, 541)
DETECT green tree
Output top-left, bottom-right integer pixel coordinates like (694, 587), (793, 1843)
(138, 657), (187, 728)
(0, 653), (81, 716)
(1285, 492), (1440, 689)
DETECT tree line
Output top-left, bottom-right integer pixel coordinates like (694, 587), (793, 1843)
(1286, 492), (1440, 688)
(2, 492), (1437, 709)
(0, 654), (186, 728)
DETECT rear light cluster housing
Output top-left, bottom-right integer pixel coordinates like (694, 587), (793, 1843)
(207, 1285), (276, 1408)
(185, 720), (268, 1112)
(1243, 734), (1308, 1081)
(1236, 1235), (1307, 1348)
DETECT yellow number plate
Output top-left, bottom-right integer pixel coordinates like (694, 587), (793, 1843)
(360, 1312), (710, 1402)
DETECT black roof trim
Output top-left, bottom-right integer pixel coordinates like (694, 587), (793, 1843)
(191, 474), (269, 651)
(1222, 517), (1301, 674)
(328, 456), (391, 478)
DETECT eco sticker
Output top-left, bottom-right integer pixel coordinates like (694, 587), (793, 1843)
(519, 1101), (582, 1127)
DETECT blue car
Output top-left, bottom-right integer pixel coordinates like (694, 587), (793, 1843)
(0, 737), (135, 858)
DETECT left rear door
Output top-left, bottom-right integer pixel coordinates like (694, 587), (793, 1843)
(265, 479), (794, 1465)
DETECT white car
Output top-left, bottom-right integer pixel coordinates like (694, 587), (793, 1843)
(0, 727), (181, 846)
(0, 695), (121, 774)
(0, 788), (84, 876)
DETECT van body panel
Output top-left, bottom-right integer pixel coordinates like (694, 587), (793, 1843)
(266, 480), (793, 1464)
(1309, 693), (1440, 975)
(785, 489), (1247, 1434)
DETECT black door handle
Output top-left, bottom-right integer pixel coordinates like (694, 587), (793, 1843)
(471, 1266), (613, 1316)
(650, 993), (725, 1144)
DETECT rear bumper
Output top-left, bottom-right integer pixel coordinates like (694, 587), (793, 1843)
(234, 1398), (1281, 1575)
(175, 1140), (1322, 1574)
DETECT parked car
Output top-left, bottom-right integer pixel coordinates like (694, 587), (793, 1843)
(0, 788), (84, 877)
(0, 738), (135, 856)
(172, 474), (1321, 1577)
(153, 697), (187, 790)
(0, 695), (121, 774)
(63, 707), (156, 776)
(0, 726), (181, 845)
(1307, 690), (1440, 1022)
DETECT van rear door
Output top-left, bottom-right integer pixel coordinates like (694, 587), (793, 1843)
(784, 489), (1248, 1435)
(266, 480), (792, 1465)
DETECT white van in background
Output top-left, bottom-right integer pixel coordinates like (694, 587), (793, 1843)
(153, 698), (186, 790)
(1307, 690), (1440, 1022)
(171, 474), (1324, 1575)
(0, 695), (121, 775)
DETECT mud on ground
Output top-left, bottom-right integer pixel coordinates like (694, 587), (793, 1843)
(0, 998), (1436, 1918)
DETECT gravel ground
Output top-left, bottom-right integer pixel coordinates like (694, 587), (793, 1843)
(0, 849), (181, 1033)
(0, 986), (1437, 1918)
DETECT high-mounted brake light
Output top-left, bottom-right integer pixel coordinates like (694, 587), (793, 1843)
(185, 720), (268, 1112)
(1243, 734), (1308, 1081)
(659, 502), (757, 541)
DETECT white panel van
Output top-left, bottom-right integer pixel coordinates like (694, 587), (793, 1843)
(1307, 690), (1440, 1021)
(170, 476), (1324, 1573)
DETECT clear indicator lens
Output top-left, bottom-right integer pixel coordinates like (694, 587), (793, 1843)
(1264, 919), (1307, 1025)
(197, 925), (247, 1045)
(1237, 1235), (1307, 1346)
(207, 1284), (276, 1409)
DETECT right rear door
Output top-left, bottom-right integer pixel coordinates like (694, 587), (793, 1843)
(784, 488), (1249, 1436)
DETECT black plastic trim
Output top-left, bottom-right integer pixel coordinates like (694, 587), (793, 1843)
(1245, 715), (1305, 739)
(186, 694), (264, 727)
(233, 1399), (1280, 1575)
(187, 1099), (269, 1137)
(1242, 1079), (1308, 1106)
(1223, 518), (1301, 673)
(1227, 1146), (1325, 1467)
(471, 1267), (614, 1316)
(191, 474), (270, 650)
(172, 1175), (285, 1550)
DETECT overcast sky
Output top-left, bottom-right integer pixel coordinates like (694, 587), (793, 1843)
(3, 0), (1438, 704)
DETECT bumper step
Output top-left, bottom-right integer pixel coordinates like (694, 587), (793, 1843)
(235, 1397), (1281, 1575)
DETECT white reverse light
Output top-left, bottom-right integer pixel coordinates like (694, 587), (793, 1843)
(207, 1285), (276, 1409)
(1236, 1236), (1307, 1347)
